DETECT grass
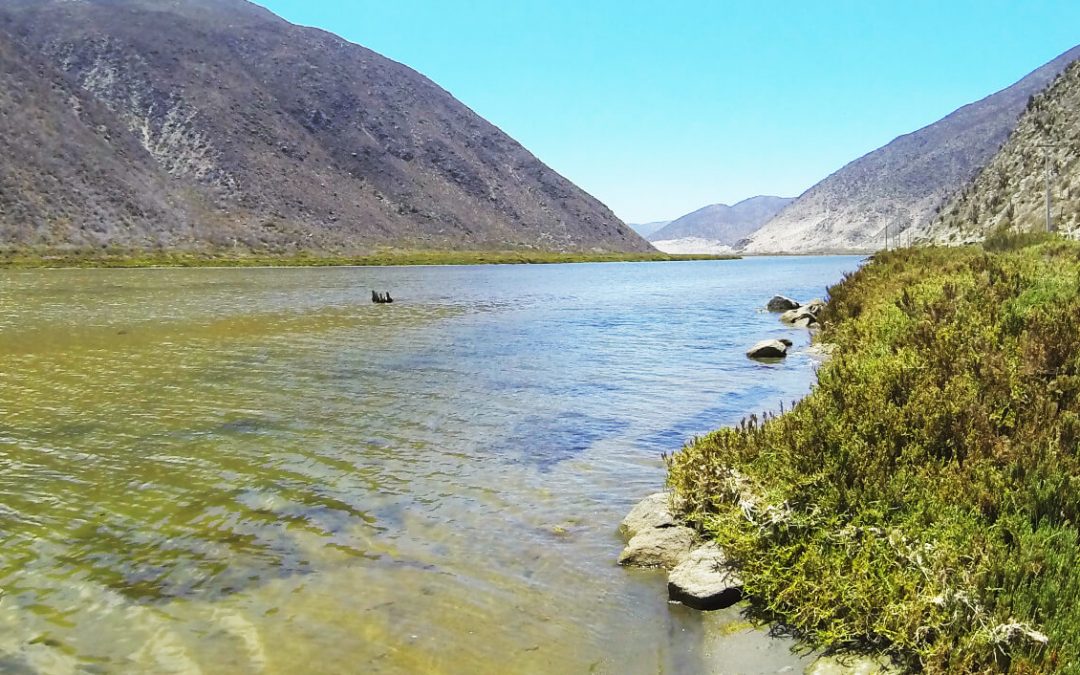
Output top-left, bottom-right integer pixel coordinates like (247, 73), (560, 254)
(667, 235), (1080, 673)
(0, 247), (737, 269)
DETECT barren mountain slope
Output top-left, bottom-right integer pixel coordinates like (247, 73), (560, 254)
(0, 0), (649, 253)
(742, 45), (1080, 254)
(923, 59), (1080, 241)
(0, 20), (212, 249)
(649, 196), (793, 245)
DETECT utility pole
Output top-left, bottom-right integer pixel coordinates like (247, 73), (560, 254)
(1036, 141), (1079, 233)
(1045, 148), (1053, 233)
(1037, 109), (1055, 233)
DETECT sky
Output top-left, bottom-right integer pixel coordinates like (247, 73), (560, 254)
(252, 1), (1080, 224)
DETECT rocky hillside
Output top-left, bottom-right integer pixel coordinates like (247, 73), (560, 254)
(649, 196), (792, 245)
(0, 0), (649, 254)
(742, 45), (1080, 254)
(924, 59), (1080, 241)
(0, 25), (204, 249)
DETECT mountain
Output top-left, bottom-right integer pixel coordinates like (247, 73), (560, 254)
(627, 220), (670, 237)
(0, 23), (202, 249)
(742, 45), (1080, 254)
(923, 58), (1080, 241)
(649, 196), (793, 246)
(0, 0), (650, 254)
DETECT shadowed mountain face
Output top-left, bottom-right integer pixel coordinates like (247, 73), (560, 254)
(743, 45), (1080, 254)
(925, 59), (1080, 242)
(0, 0), (650, 254)
(649, 196), (793, 245)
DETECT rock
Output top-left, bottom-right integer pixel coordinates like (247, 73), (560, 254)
(803, 298), (827, 316)
(620, 492), (678, 539)
(667, 542), (743, 610)
(746, 339), (790, 359)
(618, 525), (695, 569)
(766, 295), (801, 312)
(779, 308), (801, 323)
(805, 655), (899, 675)
(781, 301), (824, 327)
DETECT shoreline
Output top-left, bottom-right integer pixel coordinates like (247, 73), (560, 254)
(618, 291), (876, 674)
(0, 249), (739, 270)
(659, 237), (1079, 672)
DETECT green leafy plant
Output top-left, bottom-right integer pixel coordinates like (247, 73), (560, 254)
(668, 242), (1080, 673)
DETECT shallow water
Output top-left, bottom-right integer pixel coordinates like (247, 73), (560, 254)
(0, 256), (862, 674)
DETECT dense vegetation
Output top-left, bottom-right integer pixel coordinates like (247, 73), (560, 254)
(668, 236), (1080, 672)
(0, 247), (736, 269)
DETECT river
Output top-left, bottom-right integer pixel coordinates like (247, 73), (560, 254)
(0, 256), (862, 674)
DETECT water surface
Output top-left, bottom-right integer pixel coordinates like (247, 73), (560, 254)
(0, 256), (861, 673)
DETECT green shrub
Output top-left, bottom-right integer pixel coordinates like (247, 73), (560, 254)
(668, 243), (1080, 673)
(982, 224), (1058, 252)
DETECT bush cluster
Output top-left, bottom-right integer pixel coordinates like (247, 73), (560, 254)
(668, 238), (1080, 672)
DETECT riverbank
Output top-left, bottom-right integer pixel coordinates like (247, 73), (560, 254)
(666, 231), (1080, 672)
(0, 248), (737, 269)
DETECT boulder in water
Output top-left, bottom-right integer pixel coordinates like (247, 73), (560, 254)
(766, 295), (800, 312)
(746, 339), (791, 359)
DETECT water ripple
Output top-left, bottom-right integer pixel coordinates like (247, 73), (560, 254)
(0, 257), (863, 672)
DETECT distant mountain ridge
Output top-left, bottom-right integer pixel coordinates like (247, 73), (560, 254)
(0, 0), (651, 254)
(742, 44), (1080, 253)
(627, 220), (671, 237)
(649, 196), (793, 245)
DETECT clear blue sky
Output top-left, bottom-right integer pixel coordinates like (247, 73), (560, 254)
(253, 0), (1080, 223)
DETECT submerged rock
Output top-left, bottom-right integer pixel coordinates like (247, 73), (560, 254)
(766, 295), (801, 312)
(618, 525), (695, 569)
(667, 542), (743, 610)
(746, 338), (792, 359)
(619, 492), (678, 539)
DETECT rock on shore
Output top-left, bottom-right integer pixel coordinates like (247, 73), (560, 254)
(780, 298), (826, 327)
(667, 542), (743, 610)
(619, 492), (678, 537)
(618, 525), (696, 569)
(618, 493), (745, 610)
(618, 492), (695, 568)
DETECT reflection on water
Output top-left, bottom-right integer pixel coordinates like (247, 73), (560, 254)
(0, 257), (861, 673)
